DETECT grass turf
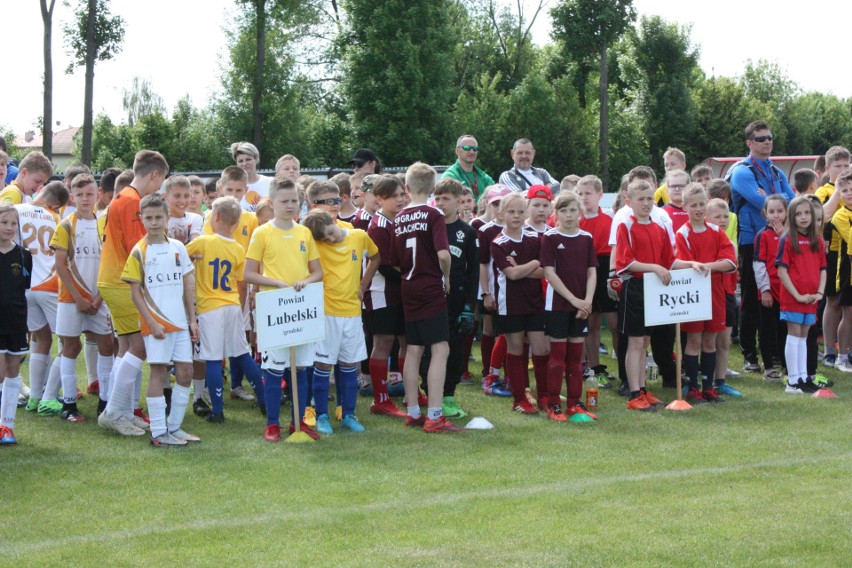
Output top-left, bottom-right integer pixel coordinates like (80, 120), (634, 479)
(1, 342), (849, 567)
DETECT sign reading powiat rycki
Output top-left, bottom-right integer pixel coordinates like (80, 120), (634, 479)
(255, 282), (325, 352)
(643, 269), (712, 326)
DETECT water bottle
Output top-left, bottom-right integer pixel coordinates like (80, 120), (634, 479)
(585, 375), (599, 410)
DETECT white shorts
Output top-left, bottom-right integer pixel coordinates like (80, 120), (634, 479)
(314, 315), (367, 365)
(55, 301), (113, 337)
(262, 342), (315, 373)
(26, 290), (58, 332)
(194, 306), (251, 361)
(144, 329), (193, 365)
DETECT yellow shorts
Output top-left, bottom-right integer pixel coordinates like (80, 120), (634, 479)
(99, 285), (140, 335)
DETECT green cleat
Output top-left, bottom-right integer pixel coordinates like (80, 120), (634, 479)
(25, 397), (41, 412)
(441, 396), (468, 419)
(812, 374), (834, 388)
(37, 399), (62, 416)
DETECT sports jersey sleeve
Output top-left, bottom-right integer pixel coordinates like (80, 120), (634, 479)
(753, 231), (771, 292)
(832, 209), (852, 247)
(675, 229), (693, 262)
(176, 241), (194, 277)
(121, 245), (143, 284)
(245, 227), (266, 262)
(539, 233), (555, 268)
(0, 188), (22, 205)
(490, 241), (512, 272)
(306, 233), (319, 262)
(50, 218), (72, 251)
(717, 229), (737, 268)
(777, 235), (792, 269)
(361, 231), (379, 258)
(615, 223), (635, 275)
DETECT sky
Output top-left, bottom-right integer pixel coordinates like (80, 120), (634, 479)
(3, 0), (850, 138)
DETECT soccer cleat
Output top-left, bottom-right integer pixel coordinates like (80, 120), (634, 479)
(785, 381), (807, 394)
(573, 402), (598, 420)
(288, 421), (320, 440)
(206, 413), (225, 424)
(25, 397), (40, 412)
(60, 408), (87, 422)
(169, 429), (201, 442)
(725, 368), (742, 378)
(335, 405), (343, 421)
(458, 372), (474, 385)
(524, 387), (538, 407)
(685, 388), (708, 405)
(512, 400), (539, 414)
(423, 416), (465, 433)
(304, 406), (317, 428)
(441, 396), (468, 419)
(86, 380), (100, 396)
(315, 413), (333, 435)
(811, 374), (834, 388)
(762, 369), (783, 383)
(715, 383), (742, 397)
(822, 354), (836, 368)
(17, 394), (27, 408)
(264, 424), (281, 442)
(701, 388), (725, 403)
(642, 391), (665, 408)
(483, 379), (512, 397)
(626, 396), (656, 411)
(341, 415), (365, 432)
(230, 386), (255, 401)
(0, 426), (17, 445)
(417, 389), (428, 407)
(20, 383), (30, 398)
(835, 359), (852, 373)
(743, 361), (762, 373)
(129, 413), (150, 431)
(369, 399), (407, 418)
(192, 398), (211, 417)
(616, 382), (629, 397)
(133, 408), (151, 424)
(583, 365), (595, 379)
(595, 373), (613, 389)
(599, 343), (609, 355)
(150, 433), (188, 447)
(37, 400), (62, 416)
(547, 405), (568, 422)
(97, 413), (146, 436)
(404, 414), (426, 428)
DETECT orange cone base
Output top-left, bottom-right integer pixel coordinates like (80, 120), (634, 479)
(665, 399), (693, 411)
(812, 388), (837, 399)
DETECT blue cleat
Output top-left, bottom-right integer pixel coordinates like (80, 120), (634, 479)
(341, 415), (365, 432)
(316, 413), (333, 435)
(715, 383), (742, 397)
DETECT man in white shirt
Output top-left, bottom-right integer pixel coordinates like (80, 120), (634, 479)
(498, 139), (558, 193)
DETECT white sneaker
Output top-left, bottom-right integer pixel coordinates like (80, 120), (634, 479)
(19, 383), (30, 398)
(128, 414), (150, 431)
(785, 382), (806, 394)
(169, 429), (201, 442)
(835, 359), (852, 373)
(230, 385), (255, 401)
(725, 368), (742, 378)
(98, 413), (145, 436)
(150, 433), (187, 447)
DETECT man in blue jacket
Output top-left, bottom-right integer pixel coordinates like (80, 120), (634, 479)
(730, 120), (795, 372)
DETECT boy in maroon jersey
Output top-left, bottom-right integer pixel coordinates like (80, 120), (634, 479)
(542, 192), (597, 421)
(393, 163), (463, 432)
(615, 180), (705, 411)
(490, 193), (549, 414)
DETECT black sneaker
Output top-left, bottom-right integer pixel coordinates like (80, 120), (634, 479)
(743, 360), (762, 373)
(206, 413), (225, 424)
(616, 381), (629, 397)
(800, 380), (821, 394)
(96, 399), (107, 416)
(193, 398), (211, 417)
(59, 407), (87, 422)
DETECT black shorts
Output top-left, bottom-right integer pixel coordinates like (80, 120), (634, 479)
(725, 293), (738, 328)
(405, 311), (449, 346)
(592, 256), (617, 313)
(0, 333), (29, 356)
(493, 312), (546, 335)
(837, 255), (852, 305)
(839, 284), (852, 306)
(617, 277), (649, 337)
(546, 311), (590, 340)
(363, 305), (405, 336)
(825, 251), (838, 296)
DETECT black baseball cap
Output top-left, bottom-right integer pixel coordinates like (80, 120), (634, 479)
(348, 148), (379, 166)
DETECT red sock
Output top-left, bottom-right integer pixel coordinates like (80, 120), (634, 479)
(490, 335), (507, 373)
(480, 334), (494, 374)
(547, 342), (567, 408)
(522, 343), (530, 371)
(369, 358), (390, 404)
(506, 353), (528, 403)
(532, 354), (549, 408)
(565, 342), (584, 407)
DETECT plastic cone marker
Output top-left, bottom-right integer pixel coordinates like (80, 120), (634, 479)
(665, 399), (693, 411)
(465, 417), (494, 430)
(569, 413), (594, 423)
(666, 324), (692, 411)
(812, 388), (837, 399)
(286, 346), (315, 444)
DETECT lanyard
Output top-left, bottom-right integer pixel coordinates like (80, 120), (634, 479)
(748, 156), (777, 194)
(461, 167), (477, 193)
(514, 168), (537, 188)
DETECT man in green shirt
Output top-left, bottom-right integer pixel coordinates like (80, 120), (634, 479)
(441, 135), (495, 201)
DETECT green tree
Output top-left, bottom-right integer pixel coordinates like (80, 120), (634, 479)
(122, 77), (165, 126)
(781, 92), (852, 156)
(63, 0), (124, 166)
(90, 113), (134, 171)
(169, 97), (230, 171)
(551, 0), (636, 187)
(41, 0), (57, 160)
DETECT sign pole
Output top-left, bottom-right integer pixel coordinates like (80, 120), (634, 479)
(666, 323), (692, 410)
(286, 345), (314, 443)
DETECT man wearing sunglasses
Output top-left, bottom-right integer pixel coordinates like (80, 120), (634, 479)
(498, 138), (558, 194)
(441, 135), (495, 201)
(730, 120), (795, 373)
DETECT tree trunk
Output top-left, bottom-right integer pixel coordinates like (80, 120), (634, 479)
(81, 0), (97, 166)
(252, 0), (266, 158)
(41, 0), (56, 161)
(598, 44), (609, 189)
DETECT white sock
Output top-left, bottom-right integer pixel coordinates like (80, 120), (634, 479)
(42, 357), (62, 401)
(133, 368), (143, 410)
(146, 395), (167, 438)
(97, 354), (114, 403)
(167, 384), (191, 433)
(797, 336), (809, 382)
(84, 339), (99, 385)
(783, 336), (798, 384)
(105, 353), (143, 420)
(407, 405), (421, 419)
(27, 353), (50, 401)
(60, 356), (78, 404)
(0, 377), (22, 428)
(192, 379), (205, 401)
(108, 355), (123, 400)
(427, 406), (442, 420)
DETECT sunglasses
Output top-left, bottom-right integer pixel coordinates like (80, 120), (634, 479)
(313, 197), (342, 205)
(751, 135), (773, 142)
(458, 145), (480, 152)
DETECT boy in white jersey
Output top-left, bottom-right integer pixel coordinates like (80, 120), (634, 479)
(50, 175), (115, 421)
(17, 181), (69, 415)
(165, 176), (204, 245)
(122, 194), (199, 446)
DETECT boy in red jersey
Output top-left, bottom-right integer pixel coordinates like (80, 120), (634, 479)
(675, 185), (737, 404)
(661, 170), (690, 232)
(393, 163), (463, 432)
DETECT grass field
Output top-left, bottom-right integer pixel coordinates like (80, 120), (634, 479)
(2, 342), (850, 568)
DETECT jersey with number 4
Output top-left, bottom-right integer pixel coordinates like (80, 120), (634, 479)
(185, 234), (245, 315)
(15, 202), (59, 293)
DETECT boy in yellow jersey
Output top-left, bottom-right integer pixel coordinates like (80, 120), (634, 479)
(653, 147), (687, 206)
(50, 175), (114, 421)
(186, 196), (264, 423)
(0, 151), (52, 205)
(307, 180), (354, 229)
(16, 181), (68, 416)
(98, 150), (169, 437)
(301, 210), (379, 434)
(245, 178), (323, 442)
(122, 194), (199, 447)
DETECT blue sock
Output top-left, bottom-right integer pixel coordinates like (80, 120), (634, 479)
(312, 367), (330, 416)
(205, 360), (225, 416)
(237, 353), (264, 405)
(289, 368), (308, 426)
(229, 356), (244, 390)
(263, 369), (283, 426)
(334, 363), (342, 406)
(339, 365), (358, 418)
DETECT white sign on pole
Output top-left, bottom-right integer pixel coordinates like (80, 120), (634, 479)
(643, 268), (712, 326)
(254, 282), (325, 352)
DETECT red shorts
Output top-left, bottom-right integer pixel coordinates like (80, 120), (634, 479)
(681, 285), (726, 334)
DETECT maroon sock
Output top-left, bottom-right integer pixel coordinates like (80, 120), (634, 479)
(490, 335), (507, 372)
(506, 353), (528, 403)
(480, 334), (494, 374)
(547, 342), (567, 408)
(368, 358), (390, 404)
(532, 354), (549, 408)
(565, 342), (585, 407)
(522, 343), (530, 371)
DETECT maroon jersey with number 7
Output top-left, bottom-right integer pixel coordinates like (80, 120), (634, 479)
(394, 204), (449, 321)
